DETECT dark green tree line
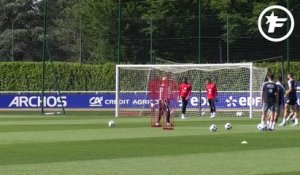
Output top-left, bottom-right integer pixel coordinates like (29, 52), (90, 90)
(0, 0), (43, 61)
(0, 0), (299, 63)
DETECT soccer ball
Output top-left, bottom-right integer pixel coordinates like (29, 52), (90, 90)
(236, 112), (243, 117)
(257, 123), (265, 131)
(209, 124), (217, 132)
(224, 123), (232, 130)
(150, 102), (155, 108)
(108, 120), (116, 127)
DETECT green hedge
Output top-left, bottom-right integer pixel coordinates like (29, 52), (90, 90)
(0, 61), (299, 91)
(255, 61), (300, 80)
(0, 62), (115, 91)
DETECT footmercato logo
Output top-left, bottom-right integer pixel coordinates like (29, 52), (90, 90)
(258, 5), (294, 42)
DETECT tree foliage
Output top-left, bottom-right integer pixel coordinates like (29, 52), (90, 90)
(0, 0), (43, 61)
(79, 0), (119, 63)
(209, 0), (281, 42)
(0, 0), (299, 63)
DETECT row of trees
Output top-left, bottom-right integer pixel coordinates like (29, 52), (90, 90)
(0, 0), (299, 63)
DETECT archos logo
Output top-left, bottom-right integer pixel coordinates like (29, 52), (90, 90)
(8, 96), (67, 108)
(258, 5), (294, 42)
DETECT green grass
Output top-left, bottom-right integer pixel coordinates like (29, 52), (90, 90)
(0, 113), (299, 175)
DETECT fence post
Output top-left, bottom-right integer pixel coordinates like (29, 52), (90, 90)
(41, 0), (48, 114)
(219, 40), (222, 63)
(80, 18), (82, 65)
(286, 0), (290, 72)
(11, 20), (14, 61)
(198, 0), (201, 64)
(117, 0), (121, 64)
(150, 18), (153, 64)
(226, 15), (229, 63)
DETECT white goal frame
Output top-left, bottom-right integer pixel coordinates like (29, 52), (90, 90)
(115, 63), (255, 118)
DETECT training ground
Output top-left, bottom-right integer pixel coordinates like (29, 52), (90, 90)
(0, 112), (299, 175)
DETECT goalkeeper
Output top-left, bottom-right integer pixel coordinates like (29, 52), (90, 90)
(206, 78), (218, 118)
(179, 77), (192, 119)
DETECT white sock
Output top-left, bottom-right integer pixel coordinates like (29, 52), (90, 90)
(281, 118), (286, 123)
(294, 118), (298, 124)
(271, 122), (275, 130)
(261, 121), (266, 127)
(266, 121), (270, 127)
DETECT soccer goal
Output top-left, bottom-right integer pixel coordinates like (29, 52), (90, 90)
(115, 63), (267, 118)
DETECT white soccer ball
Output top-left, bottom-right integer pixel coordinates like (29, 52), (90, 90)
(224, 123), (232, 130)
(209, 124), (217, 132)
(236, 112), (243, 117)
(108, 120), (116, 127)
(257, 123), (265, 131)
(150, 102), (155, 108)
(201, 111), (206, 116)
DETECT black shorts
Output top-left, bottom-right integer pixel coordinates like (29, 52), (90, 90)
(275, 105), (283, 114)
(262, 103), (276, 113)
(286, 99), (297, 106)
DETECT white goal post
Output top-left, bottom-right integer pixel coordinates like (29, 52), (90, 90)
(115, 63), (268, 118)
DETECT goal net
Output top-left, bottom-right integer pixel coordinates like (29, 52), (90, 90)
(115, 63), (267, 118)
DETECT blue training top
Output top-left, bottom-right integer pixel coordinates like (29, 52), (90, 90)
(261, 81), (278, 104)
(287, 79), (297, 101)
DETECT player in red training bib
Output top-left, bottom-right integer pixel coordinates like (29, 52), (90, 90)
(206, 78), (218, 118)
(179, 77), (192, 119)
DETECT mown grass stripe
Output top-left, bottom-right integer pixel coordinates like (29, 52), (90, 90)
(0, 147), (299, 175)
(0, 130), (300, 166)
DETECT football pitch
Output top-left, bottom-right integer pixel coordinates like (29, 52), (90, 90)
(0, 112), (299, 175)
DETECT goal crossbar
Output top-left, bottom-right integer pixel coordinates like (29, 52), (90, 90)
(116, 63), (253, 68)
